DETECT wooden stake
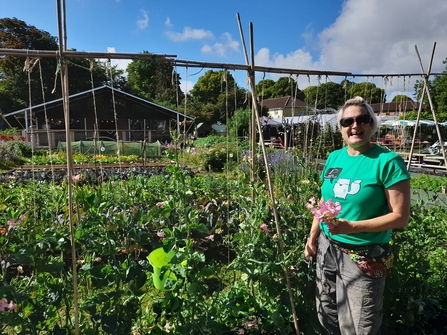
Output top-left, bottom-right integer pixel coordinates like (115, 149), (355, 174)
(408, 43), (447, 170)
(237, 14), (301, 335)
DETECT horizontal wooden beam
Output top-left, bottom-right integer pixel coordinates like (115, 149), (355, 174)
(1, 48), (442, 78)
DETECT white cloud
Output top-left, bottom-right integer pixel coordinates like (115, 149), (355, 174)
(255, 47), (315, 86)
(165, 27), (213, 42)
(107, 47), (131, 73)
(315, 0), (447, 75)
(254, 0), (447, 98)
(256, 47), (313, 70)
(165, 17), (172, 27)
(301, 23), (314, 44)
(180, 79), (194, 94)
(201, 33), (239, 58)
(136, 10), (149, 30)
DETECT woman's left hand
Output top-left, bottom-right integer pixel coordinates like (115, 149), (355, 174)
(328, 218), (355, 234)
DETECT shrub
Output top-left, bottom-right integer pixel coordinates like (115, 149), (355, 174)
(0, 141), (23, 166)
(0, 127), (22, 136)
(199, 143), (240, 171)
(411, 174), (447, 193)
(194, 135), (231, 148)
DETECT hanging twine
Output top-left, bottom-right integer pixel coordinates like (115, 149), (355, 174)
(23, 57), (40, 73)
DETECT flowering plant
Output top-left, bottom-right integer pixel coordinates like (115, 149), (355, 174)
(306, 197), (342, 226)
(0, 298), (16, 312)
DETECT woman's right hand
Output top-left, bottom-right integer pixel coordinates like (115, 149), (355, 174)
(304, 237), (317, 260)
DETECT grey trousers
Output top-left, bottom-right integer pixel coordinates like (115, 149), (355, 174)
(316, 233), (386, 335)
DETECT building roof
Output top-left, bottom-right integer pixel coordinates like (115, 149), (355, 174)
(261, 96), (308, 109)
(3, 85), (193, 121)
(370, 101), (420, 114)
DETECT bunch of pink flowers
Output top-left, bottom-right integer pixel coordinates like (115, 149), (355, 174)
(306, 197), (342, 226)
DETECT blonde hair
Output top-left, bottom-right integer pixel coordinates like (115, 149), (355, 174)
(337, 96), (378, 135)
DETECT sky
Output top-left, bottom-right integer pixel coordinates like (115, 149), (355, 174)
(2, 0), (447, 101)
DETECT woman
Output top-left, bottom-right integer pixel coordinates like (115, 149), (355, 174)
(304, 96), (410, 335)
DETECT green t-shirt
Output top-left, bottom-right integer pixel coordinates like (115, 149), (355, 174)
(320, 145), (410, 245)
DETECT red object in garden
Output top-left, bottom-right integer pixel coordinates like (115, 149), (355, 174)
(0, 135), (26, 141)
(277, 137), (283, 147)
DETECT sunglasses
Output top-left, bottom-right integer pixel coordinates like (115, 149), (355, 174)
(340, 114), (372, 127)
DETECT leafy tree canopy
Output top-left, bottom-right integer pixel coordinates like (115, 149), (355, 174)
(392, 94), (413, 102)
(302, 81), (346, 109)
(227, 108), (251, 138)
(0, 18), (119, 115)
(0, 17), (58, 112)
(347, 82), (385, 104)
(188, 70), (248, 124)
(430, 58), (447, 115)
(411, 58), (447, 122)
(190, 70), (234, 105)
(256, 77), (305, 100)
(125, 52), (183, 106)
(255, 79), (276, 99)
(66, 53), (125, 94)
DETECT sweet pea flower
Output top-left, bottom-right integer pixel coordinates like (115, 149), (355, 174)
(7, 220), (17, 228)
(260, 223), (269, 233)
(157, 231), (166, 241)
(307, 198), (342, 226)
(164, 323), (173, 333)
(0, 298), (16, 312)
(72, 174), (80, 183)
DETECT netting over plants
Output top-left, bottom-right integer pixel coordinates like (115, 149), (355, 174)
(57, 140), (161, 157)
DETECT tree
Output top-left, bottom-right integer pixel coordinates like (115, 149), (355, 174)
(430, 59), (447, 117)
(302, 81), (345, 109)
(0, 18), (116, 117)
(188, 70), (247, 123)
(227, 108), (251, 138)
(347, 82), (385, 103)
(255, 79), (276, 99)
(189, 70), (229, 105)
(0, 18), (59, 113)
(392, 95), (413, 102)
(125, 52), (183, 105)
(271, 77), (305, 100)
(66, 54), (126, 93)
(411, 59), (447, 123)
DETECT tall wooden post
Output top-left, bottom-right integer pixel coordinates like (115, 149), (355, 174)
(57, 1), (80, 334)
